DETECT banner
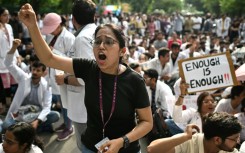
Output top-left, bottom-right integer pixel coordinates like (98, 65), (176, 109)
(166, 95), (198, 116)
(178, 52), (238, 93)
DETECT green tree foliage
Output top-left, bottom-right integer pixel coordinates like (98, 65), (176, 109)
(219, 0), (245, 16)
(200, 0), (245, 16)
(0, 0), (61, 14)
(185, 0), (206, 12)
(1, 0), (244, 16)
(122, 0), (182, 14)
(201, 0), (221, 15)
(153, 0), (182, 14)
(122, 0), (153, 13)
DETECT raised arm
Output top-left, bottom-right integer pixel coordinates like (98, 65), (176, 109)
(18, 4), (74, 74)
(147, 124), (199, 153)
(172, 80), (189, 122)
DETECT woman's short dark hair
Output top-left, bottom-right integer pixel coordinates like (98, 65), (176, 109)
(196, 92), (214, 113)
(94, 24), (127, 49)
(7, 122), (44, 151)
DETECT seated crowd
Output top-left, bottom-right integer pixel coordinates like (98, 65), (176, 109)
(1, 2), (245, 152)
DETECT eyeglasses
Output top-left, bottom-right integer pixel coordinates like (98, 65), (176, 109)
(203, 99), (216, 104)
(2, 134), (19, 145)
(92, 37), (118, 48)
(143, 77), (151, 82)
(225, 136), (240, 144)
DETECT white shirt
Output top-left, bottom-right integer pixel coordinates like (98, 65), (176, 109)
(141, 58), (171, 79)
(0, 24), (19, 73)
(172, 105), (202, 132)
(147, 80), (173, 111)
(66, 23), (97, 123)
(44, 27), (75, 95)
(182, 48), (202, 58)
(192, 16), (202, 30)
(234, 113), (245, 142)
(214, 98), (242, 114)
(169, 51), (187, 76)
(0, 144), (43, 153)
(175, 133), (239, 153)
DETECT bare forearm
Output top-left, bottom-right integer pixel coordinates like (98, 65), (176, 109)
(147, 133), (190, 153)
(66, 75), (82, 86)
(175, 96), (184, 106)
(128, 120), (152, 143)
(126, 107), (153, 144)
(8, 47), (18, 54)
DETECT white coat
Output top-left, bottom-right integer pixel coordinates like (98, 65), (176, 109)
(141, 58), (171, 79)
(147, 80), (173, 111)
(216, 18), (230, 38)
(0, 24), (18, 73)
(0, 144), (43, 153)
(4, 54), (52, 122)
(172, 105), (203, 132)
(169, 51), (186, 77)
(44, 27), (75, 96)
(66, 23), (97, 123)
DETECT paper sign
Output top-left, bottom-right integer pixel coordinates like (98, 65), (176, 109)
(166, 95), (198, 116)
(178, 52), (238, 93)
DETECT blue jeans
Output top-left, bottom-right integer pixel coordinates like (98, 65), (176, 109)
(73, 122), (86, 151)
(59, 97), (72, 129)
(1, 111), (60, 133)
(165, 119), (184, 135)
(53, 94), (72, 129)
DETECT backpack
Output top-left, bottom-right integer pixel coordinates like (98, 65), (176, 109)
(16, 105), (41, 123)
(147, 108), (172, 143)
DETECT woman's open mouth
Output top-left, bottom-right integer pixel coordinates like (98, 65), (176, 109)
(98, 53), (106, 60)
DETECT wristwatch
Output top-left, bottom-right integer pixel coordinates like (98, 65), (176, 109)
(122, 135), (130, 148)
(64, 75), (69, 84)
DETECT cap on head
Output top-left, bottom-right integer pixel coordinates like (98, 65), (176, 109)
(41, 13), (61, 35)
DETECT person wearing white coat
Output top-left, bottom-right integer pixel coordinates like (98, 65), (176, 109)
(216, 15), (230, 39)
(143, 69), (173, 113)
(41, 12), (75, 141)
(0, 7), (21, 113)
(170, 81), (216, 134)
(2, 40), (60, 133)
(167, 42), (186, 92)
(55, 0), (97, 151)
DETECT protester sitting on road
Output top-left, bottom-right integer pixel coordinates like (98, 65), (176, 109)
(0, 122), (44, 153)
(2, 39), (60, 133)
(215, 85), (245, 114)
(147, 112), (242, 153)
(143, 68), (173, 113)
(141, 48), (171, 82)
(166, 80), (216, 134)
(19, 4), (153, 153)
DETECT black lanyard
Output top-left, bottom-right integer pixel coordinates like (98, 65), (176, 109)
(99, 70), (118, 138)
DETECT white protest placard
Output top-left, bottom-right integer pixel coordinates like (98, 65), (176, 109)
(178, 52), (238, 93)
(166, 95), (198, 116)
